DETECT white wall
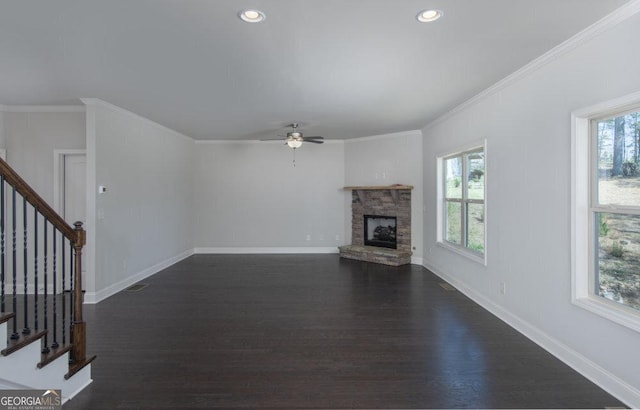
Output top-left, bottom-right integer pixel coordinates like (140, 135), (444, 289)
(422, 9), (640, 407)
(2, 110), (85, 204)
(194, 141), (345, 251)
(0, 111), (5, 149)
(84, 100), (195, 302)
(0, 109), (85, 294)
(344, 130), (424, 261)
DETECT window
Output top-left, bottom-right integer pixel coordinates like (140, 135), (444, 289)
(438, 144), (485, 263)
(572, 91), (640, 333)
(593, 111), (640, 311)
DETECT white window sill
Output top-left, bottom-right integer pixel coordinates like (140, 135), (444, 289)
(572, 295), (640, 334)
(437, 241), (487, 266)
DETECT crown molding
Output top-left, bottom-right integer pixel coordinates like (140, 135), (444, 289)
(424, 0), (640, 130)
(194, 138), (345, 145)
(195, 130), (421, 144)
(81, 98), (193, 142)
(0, 105), (85, 113)
(195, 139), (264, 145)
(194, 247), (339, 254)
(344, 129), (422, 143)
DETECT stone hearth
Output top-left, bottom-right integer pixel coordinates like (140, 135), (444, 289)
(339, 185), (412, 266)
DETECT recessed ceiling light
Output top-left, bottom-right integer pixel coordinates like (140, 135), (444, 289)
(416, 9), (443, 23)
(239, 9), (266, 23)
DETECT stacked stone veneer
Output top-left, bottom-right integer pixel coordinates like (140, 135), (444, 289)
(339, 188), (411, 266)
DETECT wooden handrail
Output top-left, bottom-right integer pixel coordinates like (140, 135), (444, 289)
(0, 157), (76, 241)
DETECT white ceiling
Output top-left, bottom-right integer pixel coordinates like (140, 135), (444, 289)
(0, 0), (631, 140)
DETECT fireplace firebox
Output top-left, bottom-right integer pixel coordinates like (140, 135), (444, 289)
(364, 215), (397, 249)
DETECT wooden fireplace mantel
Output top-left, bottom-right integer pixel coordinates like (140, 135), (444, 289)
(343, 184), (413, 204)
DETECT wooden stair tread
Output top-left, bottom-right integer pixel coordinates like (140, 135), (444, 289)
(0, 312), (16, 325)
(1, 329), (47, 356)
(65, 354), (96, 380)
(38, 344), (73, 369)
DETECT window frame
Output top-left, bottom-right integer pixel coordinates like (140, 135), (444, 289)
(437, 141), (487, 265)
(572, 91), (640, 333)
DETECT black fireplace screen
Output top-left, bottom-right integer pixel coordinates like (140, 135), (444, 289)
(364, 215), (397, 249)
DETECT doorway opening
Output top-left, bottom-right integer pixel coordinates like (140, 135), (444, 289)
(54, 150), (86, 225)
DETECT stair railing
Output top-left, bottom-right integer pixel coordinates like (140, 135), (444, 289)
(0, 157), (91, 372)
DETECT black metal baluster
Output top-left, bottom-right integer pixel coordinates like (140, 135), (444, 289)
(51, 227), (58, 349)
(69, 240), (75, 364)
(1, 176), (5, 314)
(42, 219), (49, 353)
(61, 237), (66, 345)
(22, 198), (30, 335)
(68, 242), (74, 363)
(34, 208), (38, 332)
(10, 187), (18, 339)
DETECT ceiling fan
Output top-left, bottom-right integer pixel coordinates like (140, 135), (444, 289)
(261, 123), (324, 149)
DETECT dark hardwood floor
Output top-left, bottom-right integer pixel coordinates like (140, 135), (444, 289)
(63, 254), (625, 409)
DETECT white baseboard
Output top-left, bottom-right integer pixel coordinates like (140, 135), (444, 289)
(85, 248), (395, 304)
(194, 247), (339, 254)
(422, 260), (640, 409)
(195, 248), (423, 264)
(84, 249), (195, 304)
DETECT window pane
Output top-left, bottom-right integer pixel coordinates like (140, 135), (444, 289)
(596, 112), (640, 206)
(596, 212), (640, 312)
(467, 203), (484, 253)
(467, 151), (484, 200)
(445, 201), (462, 244)
(445, 156), (462, 199)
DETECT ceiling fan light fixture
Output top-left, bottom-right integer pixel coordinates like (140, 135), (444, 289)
(416, 9), (443, 23)
(239, 9), (266, 23)
(287, 139), (303, 149)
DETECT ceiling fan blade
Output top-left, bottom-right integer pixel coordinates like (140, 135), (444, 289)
(304, 136), (323, 140)
(304, 139), (324, 144)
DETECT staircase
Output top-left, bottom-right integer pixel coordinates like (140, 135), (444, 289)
(0, 158), (94, 402)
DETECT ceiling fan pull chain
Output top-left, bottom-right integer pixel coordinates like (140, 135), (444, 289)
(292, 148), (296, 167)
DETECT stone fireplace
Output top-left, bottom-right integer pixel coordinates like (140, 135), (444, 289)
(339, 185), (412, 266)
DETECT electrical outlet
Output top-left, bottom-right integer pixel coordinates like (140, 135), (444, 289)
(306, 234), (311, 241)
(335, 234), (340, 241)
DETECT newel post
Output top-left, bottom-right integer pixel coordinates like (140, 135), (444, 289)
(71, 221), (86, 363)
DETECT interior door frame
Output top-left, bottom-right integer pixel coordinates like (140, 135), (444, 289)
(53, 149), (87, 219)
